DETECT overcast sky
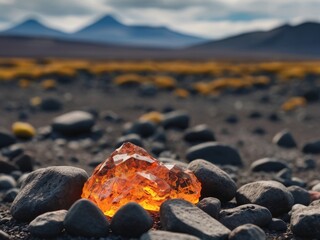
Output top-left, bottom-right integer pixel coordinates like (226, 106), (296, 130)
(0, 0), (319, 39)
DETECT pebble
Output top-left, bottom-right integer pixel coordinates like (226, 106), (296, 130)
(103, 110), (122, 123)
(11, 122), (36, 139)
(140, 230), (200, 240)
(1, 144), (24, 159)
(0, 175), (16, 190)
(188, 159), (237, 202)
(291, 205), (320, 238)
(11, 166), (88, 221)
(29, 210), (67, 238)
(225, 115), (239, 124)
(219, 204), (272, 229)
(64, 199), (109, 237)
(111, 202), (153, 238)
(267, 218), (287, 231)
(287, 186), (310, 205)
(0, 230), (10, 240)
(250, 158), (289, 172)
(162, 111), (190, 130)
(13, 153), (34, 172)
(2, 188), (19, 202)
(0, 131), (16, 149)
(52, 111), (95, 136)
(40, 97), (63, 111)
(236, 181), (294, 216)
(302, 140), (320, 154)
(116, 134), (143, 147)
(184, 124), (215, 143)
(139, 84), (158, 97)
(0, 159), (18, 174)
(186, 142), (243, 166)
(272, 130), (297, 148)
(151, 142), (166, 156)
(229, 224), (266, 240)
(312, 183), (320, 191)
(248, 111), (262, 119)
(196, 197), (221, 219)
(160, 199), (230, 239)
(252, 127), (266, 135)
(123, 120), (157, 138)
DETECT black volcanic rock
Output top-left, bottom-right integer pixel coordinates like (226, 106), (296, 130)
(11, 166), (88, 221)
(160, 199), (230, 239)
(186, 142), (242, 166)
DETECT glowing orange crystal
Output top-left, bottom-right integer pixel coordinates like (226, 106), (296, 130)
(81, 142), (201, 217)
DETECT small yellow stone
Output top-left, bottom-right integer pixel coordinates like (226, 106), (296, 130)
(30, 97), (42, 107)
(174, 88), (190, 98)
(41, 79), (57, 90)
(12, 122), (36, 139)
(140, 111), (164, 124)
(281, 97), (306, 112)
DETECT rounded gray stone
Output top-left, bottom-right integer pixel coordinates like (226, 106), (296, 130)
(250, 158), (288, 172)
(0, 131), (16, 149)
(236, 181), (294, 216)
(29, 210), (67, 238)
(0, 175), (16, 190)
(272, 130), (297, 148)
(64, 199), (109, 237)
(52, 111), (95, 135)
(219, 204), (272, 230)
(160, 199), (230, 240)
(267, 218), (287, 231)
(229, 224), (266, 240)
(302, 140), (320, 154)
(188, 159), (237, 202)
(184, 124), (215, 143)
(186, 142), (242, 166)
(287, 186), (310, 206)
(196, 197), (221, 219)
(11, 166), (88, 221)
(162, 111), (190, 130)
(291, 205), (320, 238)
(0, 230), (10, 240)
(111, 202), (153, 238)
(140, 230), (200, 240)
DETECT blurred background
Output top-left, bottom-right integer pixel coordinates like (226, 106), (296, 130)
(0, 0), (319, 58)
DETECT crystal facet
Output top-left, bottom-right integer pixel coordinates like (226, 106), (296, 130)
(81, 142), (201, 217)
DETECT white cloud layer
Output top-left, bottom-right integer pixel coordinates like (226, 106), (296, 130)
(0, 0), (319, 39)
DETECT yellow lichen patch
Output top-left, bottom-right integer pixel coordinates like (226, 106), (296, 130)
(12, 122), (36, 139)
(29, 97), (42, 107)
(281, 97), (307, 112)
(114, 74), (149, 86)
(140, 111), (164, 124)
(193, 82), (211, 95)
(153, 75), (176, 89)
(174, 88), (190, 98)
(41, 79), (57, 90)
(278, 67), (307, 82)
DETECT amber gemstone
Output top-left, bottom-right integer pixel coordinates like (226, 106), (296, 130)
(82, 142), (201, 217)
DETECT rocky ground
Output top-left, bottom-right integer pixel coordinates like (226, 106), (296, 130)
(0, 70), (320, 240)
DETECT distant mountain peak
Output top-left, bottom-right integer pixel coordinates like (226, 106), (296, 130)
(92, 15), (123, 27)
(2, 17), (65, 37)
(15, 18), (46, 28)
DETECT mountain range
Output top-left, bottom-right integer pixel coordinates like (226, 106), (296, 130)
(0, 15), (206, 48)
(0, 16), (319, 59)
